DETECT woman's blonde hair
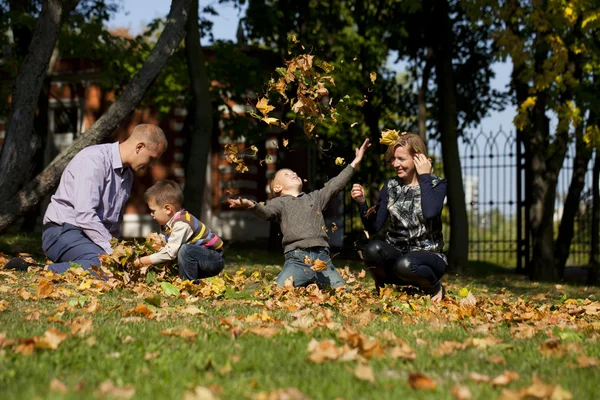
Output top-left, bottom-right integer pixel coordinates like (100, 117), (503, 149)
(384, 132), (428, 163)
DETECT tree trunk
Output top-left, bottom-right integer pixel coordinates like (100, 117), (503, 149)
(589, 148), (599, 284)
(0, 0), (193, 233)
(417, 48), (433, 144)
(555, 118), (593, 278)
(183, 0), (213, 219)
(432, 0), (468, 273)
(0, 0), (78, 203)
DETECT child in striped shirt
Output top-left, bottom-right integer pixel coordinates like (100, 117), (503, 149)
(133, 180), (224, 282)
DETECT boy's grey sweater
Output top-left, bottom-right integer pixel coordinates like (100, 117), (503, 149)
(250, 165), (355, 253)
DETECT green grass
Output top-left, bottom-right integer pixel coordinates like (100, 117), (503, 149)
(1, 234), (599, 399)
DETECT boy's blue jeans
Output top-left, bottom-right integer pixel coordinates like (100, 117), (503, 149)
(177, 244), (224, 283)
(275, 246), (345, 288)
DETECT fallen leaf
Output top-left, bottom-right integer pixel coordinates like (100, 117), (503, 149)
(408, 372), (436, 390)
(18, 288), (32, 300)
(49, 378), (69, 394)
(468, 372), (490, 383)
(491, 370), (519, 386)
(451, 385), (472, 400)
(36, 279), (55, 299)
(160, 327), (198, 341)
(307, 339), (339, 363)
(576, 354), (600, 367)
(144, 350), (160, 360)
(35, 327), (68, 350)
(69, 317), (93, 336)
(311, 259), (328, 272)
(184, 386), (216, 400)
(354, 363), (376, 384)
(246, 326), (279, 338)
(255, 388), (310, 400)
(94, 380), (135, 399)
(0, 300), (9, 312)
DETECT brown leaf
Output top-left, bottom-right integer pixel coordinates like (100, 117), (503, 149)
(491, 370), (519, 386)
(144, 350), (160, 360)
(364, 206), (376, 218)
(576, 354), (600, 367)
(69, 317), (93, 336)
(256, 97), (275, 117)
(123, 303), (155, 319)
(181, 305), (205, 316)
(160, 327), (198, 341)
(408, 372), (437, 390)
(459, 292), (477, 307)
(0, 299), (8, 312)
(451, 385), (472, 400)
(245, 326), (279, 338)
(184, 386), (217, 400)
(468, 372), (490, 383)
(35, 327), (67, 350)
(538, 339), (567, 357)
(94, 380), (135, 399)
(82, 297), (100, 313)
(432, 340), (467, 357)
(25, 311), (41, 321)
(17, 288), (32, 300)
(35, 279), (55, 299)
(255, 388), (310, 400)
(307, 339), (339, 363)
(49, 378), (69, 394)
(354, 363), (376, 384)
(466, 336), (502, 349)
(311, 259), (328, 272)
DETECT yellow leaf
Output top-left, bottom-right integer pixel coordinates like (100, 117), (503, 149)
(370, 72), (377, 84)
(262, 117), (280, 126)
(256, 97), (275, 117)
(311, 259), (328, 272)
(335, 157), (345, 166)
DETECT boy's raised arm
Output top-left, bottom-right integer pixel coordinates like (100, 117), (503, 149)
(315, 139), (370, 208)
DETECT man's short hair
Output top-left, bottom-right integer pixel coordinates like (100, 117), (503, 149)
(132, 124), (168, 151)
(144, 180), (183, 207)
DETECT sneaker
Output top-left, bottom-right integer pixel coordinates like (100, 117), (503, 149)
(3, 258), (42, 272)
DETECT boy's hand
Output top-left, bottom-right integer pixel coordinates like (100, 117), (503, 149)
(351, 183), (366, 205)
(350, 138), (371, 168)
(227, 197), (255, 209)
(413, 153), (432, 175)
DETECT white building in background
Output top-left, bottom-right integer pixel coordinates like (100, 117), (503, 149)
(463, 175), (479, 212)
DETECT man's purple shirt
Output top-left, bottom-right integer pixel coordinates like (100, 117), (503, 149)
(43, 142), (133, 254)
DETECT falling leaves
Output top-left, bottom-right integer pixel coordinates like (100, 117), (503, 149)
(369, 71), (377, 84)
(335, 157), (345, 166)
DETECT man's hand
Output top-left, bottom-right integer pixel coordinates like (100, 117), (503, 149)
(351, 183), (366, 205)
(413, 153), (432, 176)
(350, 138), (371, 168)
(227, 197), (255, 209)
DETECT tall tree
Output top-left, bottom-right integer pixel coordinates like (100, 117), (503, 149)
(0, 0), (193, 233)
(183, 0), (214, 219)
(0, 0), (79, 203)
(481, 0), (600, 280)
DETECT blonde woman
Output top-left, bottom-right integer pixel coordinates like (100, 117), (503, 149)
(351, 131), (447, 302)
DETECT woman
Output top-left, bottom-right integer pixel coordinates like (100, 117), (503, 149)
(352, 131), (447, 302)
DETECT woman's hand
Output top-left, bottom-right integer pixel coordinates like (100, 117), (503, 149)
(413, 153), (432, 175)
(351, 183), (366, 205)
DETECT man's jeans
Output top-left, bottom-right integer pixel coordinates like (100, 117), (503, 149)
(178, 244), (224, 283)
(42, 223), (104, 273)
(276, 246), (345, 288)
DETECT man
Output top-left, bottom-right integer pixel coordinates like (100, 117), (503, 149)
(5, 124), (167, 274)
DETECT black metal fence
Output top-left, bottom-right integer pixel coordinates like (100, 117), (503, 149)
(343, 128), (595, 268)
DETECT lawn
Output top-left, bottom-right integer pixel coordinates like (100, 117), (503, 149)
(0, 233), (599, 400)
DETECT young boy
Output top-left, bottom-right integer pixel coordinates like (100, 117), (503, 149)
(228, 139), (370, 289)
(133, 180), (224, 282)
